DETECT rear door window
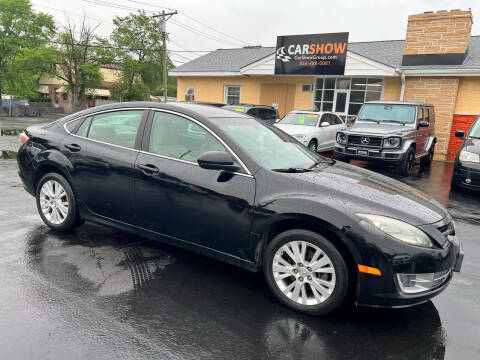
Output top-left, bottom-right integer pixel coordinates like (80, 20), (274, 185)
(86, 110), (144, 149)
(76, 116), (93, 137)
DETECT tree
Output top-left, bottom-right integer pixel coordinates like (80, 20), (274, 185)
(51, 18), (108, 110)
(109, 12), (175, 101)
(0, 0), (55, 103)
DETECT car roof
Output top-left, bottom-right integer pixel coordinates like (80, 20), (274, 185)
(54, 101), (252, 125)
(366, 100), (434, 107)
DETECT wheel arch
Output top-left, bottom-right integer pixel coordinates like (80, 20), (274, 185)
(34, 160), (73, 193)
(257, 214), (359, 294)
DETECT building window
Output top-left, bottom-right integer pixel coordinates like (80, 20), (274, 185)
(302, 84), (313, 92)
(313, 77), (383, 115)
(185, 87), (195, 101)
(224, 85), (241, 105)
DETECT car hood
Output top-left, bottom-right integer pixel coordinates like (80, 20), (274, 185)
(347, 122), (413, 136)
(275, 124), (316, 135)
(289, 162), (448, 226)
(462, 137), (480, 154)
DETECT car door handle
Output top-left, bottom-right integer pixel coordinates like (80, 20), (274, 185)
(137, 163), (160, 175)
(64, 143), (81, 152)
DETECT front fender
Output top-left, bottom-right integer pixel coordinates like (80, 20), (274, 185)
(251, 195), (366, 266)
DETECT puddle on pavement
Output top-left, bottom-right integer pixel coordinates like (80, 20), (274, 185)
(0, 150), (18, 159)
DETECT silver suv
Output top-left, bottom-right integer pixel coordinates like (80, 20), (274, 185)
(334, 101), (436, 176)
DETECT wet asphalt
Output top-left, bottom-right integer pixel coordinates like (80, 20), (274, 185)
(0, 153), (479, 359)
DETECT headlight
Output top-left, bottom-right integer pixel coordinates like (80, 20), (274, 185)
(356, 213), (433, 248)
(459, 150), (480, 163)
(383, 137), (402, 148)
(337, 132), (347, 144)
(293, 134), (305, 139)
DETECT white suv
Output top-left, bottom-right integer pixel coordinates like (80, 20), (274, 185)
(275, 110), (346, 152)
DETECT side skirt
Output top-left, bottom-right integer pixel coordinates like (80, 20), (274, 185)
(77, 201), (258, 272)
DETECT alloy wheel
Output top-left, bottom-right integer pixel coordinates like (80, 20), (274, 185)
(39, 180), (69, 225)
(308, 141), (318, 152)
(272, 240), (336, 306)
(407, 152), (414, 172)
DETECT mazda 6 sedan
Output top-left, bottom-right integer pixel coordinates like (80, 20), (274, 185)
(17, 102), (463, 315)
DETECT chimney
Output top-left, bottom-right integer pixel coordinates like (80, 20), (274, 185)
(402, 9), (473, 66)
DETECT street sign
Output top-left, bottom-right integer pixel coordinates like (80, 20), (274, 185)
(275, 32), (349, 75)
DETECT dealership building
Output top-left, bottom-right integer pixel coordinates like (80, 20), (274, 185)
(170, 9), (480, 160)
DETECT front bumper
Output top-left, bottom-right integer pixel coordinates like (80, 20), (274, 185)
(347, 218), (463, 308)
(452, 162), (480, 190)
(335, 145), (404, 162)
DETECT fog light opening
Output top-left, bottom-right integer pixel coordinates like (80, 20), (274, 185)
(397, 271), (450, 294)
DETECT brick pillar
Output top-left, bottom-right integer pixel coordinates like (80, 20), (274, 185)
(403, 76), (459, 160)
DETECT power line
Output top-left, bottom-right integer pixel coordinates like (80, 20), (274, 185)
(128, 0), (248, 45)
(82, 0), (240, 46)
(2, 35), (212, 53)
(32, 2), (115, 25)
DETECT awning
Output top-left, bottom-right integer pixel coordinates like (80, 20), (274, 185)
(38, 85), (49, 94)
(86, 88), (111, 97)
(55, 88), (111, 97)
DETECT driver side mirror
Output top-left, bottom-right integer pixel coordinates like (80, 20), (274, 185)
(197, 151), (240, 172)
(419, 121), (429, 128)
(320, 121), (330, 127)
(455, 130), (464, 139)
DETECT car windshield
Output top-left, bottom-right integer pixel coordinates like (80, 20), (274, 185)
(279, 113), (318, 126)
(358, 104), (416, 124)
(210, 118), (325, 170)
(468, 118), (480, 138)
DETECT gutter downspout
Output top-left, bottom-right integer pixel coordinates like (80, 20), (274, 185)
(395, 68), (406, 101)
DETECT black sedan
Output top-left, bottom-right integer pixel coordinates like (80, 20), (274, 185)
(452, 116), (480, 191)
(17, 102), (463, 315)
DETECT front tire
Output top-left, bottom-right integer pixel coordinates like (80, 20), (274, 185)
(398, 147), (415, 176)
(263, 229), (349, 315)
(420, 143), (435, 168)
(36, 172), (80, 231)
(334, 152), (351, 163)
(308, 139), (318, 153)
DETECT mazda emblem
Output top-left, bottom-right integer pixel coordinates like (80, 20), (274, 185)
(361, 137), (370, 145)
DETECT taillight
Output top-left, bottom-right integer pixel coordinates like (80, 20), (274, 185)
(19, 132), (29, 144)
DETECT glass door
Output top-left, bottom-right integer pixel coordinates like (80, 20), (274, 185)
(334, 91), (349, 114)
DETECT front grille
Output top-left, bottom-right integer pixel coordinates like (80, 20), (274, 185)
(348, 135), (382, 148)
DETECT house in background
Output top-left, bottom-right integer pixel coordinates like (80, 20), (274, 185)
(37, 64), (122, 113)
(170, 9), (480, 161)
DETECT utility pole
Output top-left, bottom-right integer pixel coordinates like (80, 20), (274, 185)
(154, 10), (177, 102)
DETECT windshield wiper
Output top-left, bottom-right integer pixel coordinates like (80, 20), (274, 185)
(272, 167), (312, 173)
(469, 136), (480, 139)
(359, 118), (380, 124)
(309, 159), (335, 168)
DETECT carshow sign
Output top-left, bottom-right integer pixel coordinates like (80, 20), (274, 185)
(275, 32), (349, 75)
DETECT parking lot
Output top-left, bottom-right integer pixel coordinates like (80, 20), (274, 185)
(0, 140), (479, 359)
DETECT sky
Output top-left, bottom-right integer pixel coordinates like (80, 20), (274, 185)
(31, 0), (479, 66)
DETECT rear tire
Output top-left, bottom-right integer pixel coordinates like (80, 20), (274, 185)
(263, 229), (350, 315)
(36, 172), (80, 231)
(398, 147), (415, 176)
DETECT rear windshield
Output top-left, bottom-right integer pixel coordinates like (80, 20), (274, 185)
(279, 113), (318, 126)
(469, 117), (480, 138)
(358, 104), (416, 124)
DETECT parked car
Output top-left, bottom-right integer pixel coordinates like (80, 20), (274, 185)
(183, 101), (225, 107)
(17, 102), (463, 315)
(451, 115), (480, 191)
(334, 101), (436, 176)
(275, 110), (346, 152)
(222, 104), (279, 125)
